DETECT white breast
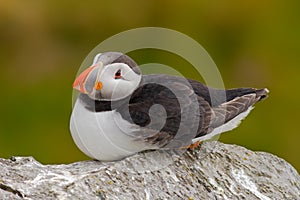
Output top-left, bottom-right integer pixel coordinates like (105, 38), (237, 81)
(70, 99), (150, 161)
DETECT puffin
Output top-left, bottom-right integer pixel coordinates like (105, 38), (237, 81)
(70, 52), (269, 161)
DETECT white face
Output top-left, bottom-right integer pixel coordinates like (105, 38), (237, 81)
(88, 62), (142, 101)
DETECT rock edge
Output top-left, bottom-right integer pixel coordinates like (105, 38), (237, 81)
(0, 141), (299, 200)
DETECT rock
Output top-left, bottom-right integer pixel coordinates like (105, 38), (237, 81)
(0, 141), (299, 200)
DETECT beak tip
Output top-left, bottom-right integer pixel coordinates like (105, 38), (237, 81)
(72, 84), (79, 91)
(72, 79), (82, 91)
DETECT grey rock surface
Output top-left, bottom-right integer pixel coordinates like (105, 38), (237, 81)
(0, 141), (299, 200)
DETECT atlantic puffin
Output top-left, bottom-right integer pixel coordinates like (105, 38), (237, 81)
(70, 52), (269, 161)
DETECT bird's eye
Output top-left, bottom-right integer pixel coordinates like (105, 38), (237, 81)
(114, 69), (122, 79)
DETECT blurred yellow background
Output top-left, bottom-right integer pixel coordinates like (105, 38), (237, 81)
(0, 1), (299, 171)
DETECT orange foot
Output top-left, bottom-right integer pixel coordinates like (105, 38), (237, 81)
(180, 140), (201, 149)
(188, 140), (201, 149)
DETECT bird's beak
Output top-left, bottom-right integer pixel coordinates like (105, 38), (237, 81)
(72, 62), (103, 94)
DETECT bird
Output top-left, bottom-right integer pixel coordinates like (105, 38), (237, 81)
(70, 52), (269, 161)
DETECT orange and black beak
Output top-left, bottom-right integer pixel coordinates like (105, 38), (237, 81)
(72, 62), (103, 94)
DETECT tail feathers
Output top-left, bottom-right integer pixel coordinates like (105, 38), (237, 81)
(192, 106), (254, 143)
(211, 87), (269, 127)
(192, 88), (269, 143)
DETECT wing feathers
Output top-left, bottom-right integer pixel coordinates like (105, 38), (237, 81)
(210, 94), (257, 129)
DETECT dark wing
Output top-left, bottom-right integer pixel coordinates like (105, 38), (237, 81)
(117, 75), (212, 148)
(118, 74), (268, 146)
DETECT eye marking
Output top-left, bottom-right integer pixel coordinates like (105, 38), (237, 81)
(114, 69), (122, 79)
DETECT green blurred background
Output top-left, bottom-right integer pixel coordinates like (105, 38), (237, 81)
(0, 1), (299, 171)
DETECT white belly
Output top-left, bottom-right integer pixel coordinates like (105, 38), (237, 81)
(70, 99), (150, 161)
